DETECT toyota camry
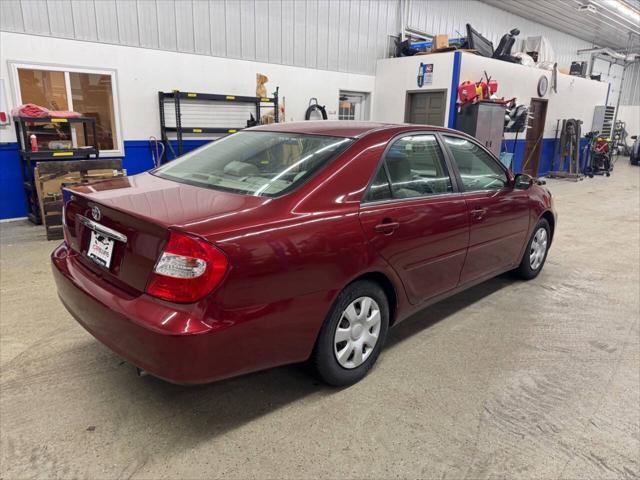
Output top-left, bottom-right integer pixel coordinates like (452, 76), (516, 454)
(52, 122), (556, 386)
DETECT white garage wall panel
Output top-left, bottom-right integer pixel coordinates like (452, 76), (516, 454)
(621, 62), (640, 106)
(0, 0), (399, 75)
(0, 31), (376, 144)
(0, 0), (640, 105)
(404, 0), (640, 106)
(617, 106), (640, 137)
(1, 0), (637, 103)
(372, 51), (610, 138)
(459, 53), (610, 139)
(591, 58), (625, 107)
(372, 52), (455, 125)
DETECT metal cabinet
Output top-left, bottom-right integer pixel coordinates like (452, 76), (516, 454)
(454, 102), (506, 157)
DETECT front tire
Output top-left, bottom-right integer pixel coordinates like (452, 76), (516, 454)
(311, 280), (389, 387)
(515, 218), (551, 280)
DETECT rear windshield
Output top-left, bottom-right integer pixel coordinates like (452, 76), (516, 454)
(153, 131), (353, 197)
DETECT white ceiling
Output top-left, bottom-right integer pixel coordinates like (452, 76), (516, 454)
(480, 0), (640, 53)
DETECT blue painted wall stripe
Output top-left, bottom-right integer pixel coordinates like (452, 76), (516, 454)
(447, 51), (462, 129)
(0, 139), (213, 220)
(0, 135), (587, 220)
(0, 143), (26, 219)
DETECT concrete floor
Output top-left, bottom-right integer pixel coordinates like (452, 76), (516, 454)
(1, 159), (638, 480)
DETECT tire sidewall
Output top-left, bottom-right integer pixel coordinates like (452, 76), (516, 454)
(314, 280), (389, 386)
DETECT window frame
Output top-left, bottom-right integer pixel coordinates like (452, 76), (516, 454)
(9, 61), (124, 157)
(439, 132), (512, 194)
(361, 131), (460, 205)
(338, 90), (371, 121)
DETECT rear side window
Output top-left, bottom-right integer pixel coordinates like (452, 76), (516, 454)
(363, 134), (453, 202)
(154, 131), (353, 197)
(386, 135), (453, 198)
(442, 136), (508, 191)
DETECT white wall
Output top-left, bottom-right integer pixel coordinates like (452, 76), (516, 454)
(591, 58), (625, 107)
(459, 53), (610, 139)
(0, 32), (376, 144)
(617, 106), (640, 138)
(372, 52), (455, 124)
(371, 52), (610, 139)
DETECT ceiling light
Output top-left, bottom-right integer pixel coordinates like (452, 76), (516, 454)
(599, 0), (640, 23)
(578, 3), (598, 13)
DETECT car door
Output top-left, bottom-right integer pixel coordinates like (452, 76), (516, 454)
(359, 133), (469, 305)
(441, 134), (530, 284)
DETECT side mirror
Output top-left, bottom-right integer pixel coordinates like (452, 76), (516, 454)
(632, 135), (638, 140)
(514, 173), (534, 190)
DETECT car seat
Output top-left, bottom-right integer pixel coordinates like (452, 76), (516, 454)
(386, 151), (420, 198)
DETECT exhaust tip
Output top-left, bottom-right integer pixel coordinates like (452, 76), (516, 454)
(136, 367), (148, 377)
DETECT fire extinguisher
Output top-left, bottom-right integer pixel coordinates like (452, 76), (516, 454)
(30, 134), (38, 152)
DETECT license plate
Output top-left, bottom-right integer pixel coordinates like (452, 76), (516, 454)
(87, 230), (115, 268)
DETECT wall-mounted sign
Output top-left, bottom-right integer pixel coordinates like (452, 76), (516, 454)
(417, 63), (434, 87)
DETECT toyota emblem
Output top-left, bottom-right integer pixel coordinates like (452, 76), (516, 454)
(91, 206), (102, 221)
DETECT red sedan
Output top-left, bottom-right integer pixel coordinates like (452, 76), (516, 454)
(52, 122), (556, 386)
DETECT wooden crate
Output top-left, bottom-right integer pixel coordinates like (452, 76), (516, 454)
(34, 160), (126, 240)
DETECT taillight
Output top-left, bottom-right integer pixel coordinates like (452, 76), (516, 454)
(146, 231), (228, 303)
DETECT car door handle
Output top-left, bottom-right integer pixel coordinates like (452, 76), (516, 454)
(470, 208), (487, 220)
(374, 221), (400, 235)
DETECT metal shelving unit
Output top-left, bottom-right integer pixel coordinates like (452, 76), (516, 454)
(158, 88), (279, 163)
(14, 116), (99, 224)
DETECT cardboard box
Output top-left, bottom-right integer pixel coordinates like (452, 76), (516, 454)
(433, 34), (449, 50)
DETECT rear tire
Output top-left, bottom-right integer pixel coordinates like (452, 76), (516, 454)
(514, 218), (551, 280)
(311, 280), (389, 387)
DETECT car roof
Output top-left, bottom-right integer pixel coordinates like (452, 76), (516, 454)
(248, 121), (452, 139)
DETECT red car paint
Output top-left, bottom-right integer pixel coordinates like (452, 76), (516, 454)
(52, 122), (556, 384)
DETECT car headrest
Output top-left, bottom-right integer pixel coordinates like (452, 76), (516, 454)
(223, 161), (260, 177)
(386, 151), (412, 181)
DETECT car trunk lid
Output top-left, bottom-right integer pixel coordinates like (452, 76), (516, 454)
(62, 172), (266, 294)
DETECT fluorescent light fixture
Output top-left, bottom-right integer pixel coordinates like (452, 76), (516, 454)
(578, 3), (598, 13)
(600, 0), (640, 23)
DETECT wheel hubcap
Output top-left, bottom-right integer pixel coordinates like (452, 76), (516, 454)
(334, 296), (381, 369)
(529, 227), (548, 270)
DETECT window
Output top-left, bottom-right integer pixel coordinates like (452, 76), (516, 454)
(385, 135), (453, 198)
(154, 131), (352, 197)
(12, 63), (122, 156)
(363, 134), (453, 203)
(338, 91), (370, 121)
(443, 136), (508, 191)
(364, 167), (392, 202)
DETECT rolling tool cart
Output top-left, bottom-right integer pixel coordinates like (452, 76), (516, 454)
(14, 116), (99, 225)
(583, 132), (612, 177)
(158, 88), (279, 163)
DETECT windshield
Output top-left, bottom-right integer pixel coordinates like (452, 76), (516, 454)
(153, 131), (353, 197)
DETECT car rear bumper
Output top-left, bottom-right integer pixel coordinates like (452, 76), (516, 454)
(52, 243), (319, 384)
